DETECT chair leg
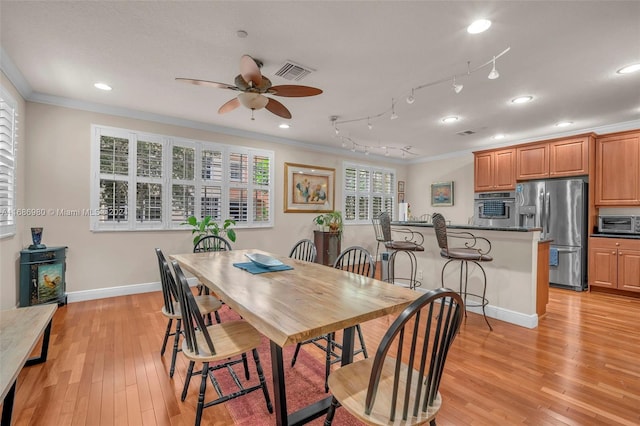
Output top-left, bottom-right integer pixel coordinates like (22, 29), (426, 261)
(324, 396), (340, 426)
(182, 361), (195, 401)
(170, 319), (181, 378)
(430, 419), (437, 426)
(324, 333), (333, 393)
(242, 353), (250, 380)
(291, 343), (302, 367)
(195, 362), (209, 426)
(252, 348), (274, 413)
(214, 310), (221, 324)
(161, 318), (173, 356)
(355, 324), (368, 359)
(475, 261), (493, 331)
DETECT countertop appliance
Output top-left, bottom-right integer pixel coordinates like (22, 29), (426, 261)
(515, 178), (588, 291)
(598, 215), (640, 235)
(473, 191), (516, 227)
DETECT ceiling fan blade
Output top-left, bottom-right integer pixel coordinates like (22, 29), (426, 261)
(265, 98), (292, 119)
(176, 77), (238, 90)
(218, 97), (241, 114)
(269, 85), (323, 97)
(240, 55), (262, 87)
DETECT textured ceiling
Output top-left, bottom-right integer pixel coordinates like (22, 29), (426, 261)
(1, 1), (639, 160)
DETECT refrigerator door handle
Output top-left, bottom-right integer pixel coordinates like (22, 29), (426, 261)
(545, 192), (551, 236)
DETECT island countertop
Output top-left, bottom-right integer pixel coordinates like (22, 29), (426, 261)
(391, 221), (541, 232)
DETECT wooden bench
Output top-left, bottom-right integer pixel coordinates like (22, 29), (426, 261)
(1, 304), (57, 425)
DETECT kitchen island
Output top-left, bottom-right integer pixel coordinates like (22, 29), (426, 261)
(391, 221), (547, 328)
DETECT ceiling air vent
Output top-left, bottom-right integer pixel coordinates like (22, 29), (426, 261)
(275, 60), (315, 81)
(457, 130), (476, 136)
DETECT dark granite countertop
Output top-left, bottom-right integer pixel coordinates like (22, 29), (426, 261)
(391, 221), (541, 232)
(590, 233), (640, 240)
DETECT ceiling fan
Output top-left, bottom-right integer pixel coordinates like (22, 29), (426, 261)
(176, 55), (323, 120)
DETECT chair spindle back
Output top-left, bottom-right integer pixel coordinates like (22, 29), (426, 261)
(333, 246), (376, 278)
(289, 239), (317, 262)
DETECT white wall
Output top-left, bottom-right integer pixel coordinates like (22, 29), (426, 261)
(0, 71), (27, 309)
(19, 102), (408, 300)
(405, 154), (475, 225)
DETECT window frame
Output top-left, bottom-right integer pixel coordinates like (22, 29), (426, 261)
(0, 87), (18, 238)
(90, 125), (274, 232)
(343, 162), (396, 225)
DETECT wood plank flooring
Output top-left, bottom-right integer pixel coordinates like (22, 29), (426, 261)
(5, 286), (640, 425)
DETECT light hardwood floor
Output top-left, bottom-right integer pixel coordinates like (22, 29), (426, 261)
(6, 286), (640, 426)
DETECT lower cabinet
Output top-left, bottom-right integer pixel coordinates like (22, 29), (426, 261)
(589, 237), (640, 292)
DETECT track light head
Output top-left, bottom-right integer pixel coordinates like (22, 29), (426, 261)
(488, 57), (499, 80)
(452, 76), (463, 94)
(406, 89), (415, 104)
(390, 98), (398, 120)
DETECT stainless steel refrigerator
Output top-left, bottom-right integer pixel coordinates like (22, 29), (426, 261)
(515, 178), (588, 291)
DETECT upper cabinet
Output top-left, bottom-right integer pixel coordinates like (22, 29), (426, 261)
(516, 136), (590, 180)
(595, 130), (640, 206)
(474, 148), (515, 192)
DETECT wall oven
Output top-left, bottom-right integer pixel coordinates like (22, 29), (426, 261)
(473, 191), (516, 227)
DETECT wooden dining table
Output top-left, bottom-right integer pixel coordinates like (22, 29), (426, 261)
(171, 248), (420, 426)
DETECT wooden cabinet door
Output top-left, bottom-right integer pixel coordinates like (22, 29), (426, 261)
(588, 245), (617, 288)
(493, 149), (515, 190)
(516, 143), (549, 180)
(618, 249), (640, 292)
(474, 152), (494, 192)
(549, 137), (589, 177)
(595, 132), (640, 205)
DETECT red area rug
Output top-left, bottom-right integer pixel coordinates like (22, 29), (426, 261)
(216, 306), (365, 425)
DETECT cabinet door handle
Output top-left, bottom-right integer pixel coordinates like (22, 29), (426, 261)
(619, 252), (622, 256)
(612, 251), (616, 255)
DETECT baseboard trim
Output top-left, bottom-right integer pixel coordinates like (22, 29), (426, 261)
(66, 277), (199, 303)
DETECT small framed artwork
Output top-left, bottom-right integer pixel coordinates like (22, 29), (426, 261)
(431, 181), (454, 206)
(284, 163), (335, 213)
(398, 192), (405, 203)
(398, 180), (405, 193)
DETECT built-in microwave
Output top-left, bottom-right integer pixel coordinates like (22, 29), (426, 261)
(598, 215), (640, 235)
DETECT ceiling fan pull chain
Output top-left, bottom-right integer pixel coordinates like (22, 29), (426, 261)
(251, 109), (255, 121)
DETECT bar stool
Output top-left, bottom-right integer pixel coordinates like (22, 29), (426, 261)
(432, 213), (493, 330)
(372, 211), (424, 289)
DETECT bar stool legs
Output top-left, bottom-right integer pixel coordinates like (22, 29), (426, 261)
(442, 259), (492, 331)
(387, 250), (422, 290)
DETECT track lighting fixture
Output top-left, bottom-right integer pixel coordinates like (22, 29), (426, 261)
(406, 89), (415, 104)
(390, 99), (398, 120)
(452, 76), (463, 94)
(488, 56), (499, 79)
(329, 47), (510, 156)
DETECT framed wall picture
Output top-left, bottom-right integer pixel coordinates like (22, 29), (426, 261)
(431, 181), (454, 206)
(398, 192), (405, 203)
(284, 163), (335, 213)
(398, 180), (405, 192)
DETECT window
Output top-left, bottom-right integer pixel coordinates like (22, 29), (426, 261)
(0, 88), (17, 238)
(91, 125), (274, 231)
(343, 162), (395, 225)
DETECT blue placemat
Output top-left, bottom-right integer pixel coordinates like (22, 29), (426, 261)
(233, 261), (293, 275)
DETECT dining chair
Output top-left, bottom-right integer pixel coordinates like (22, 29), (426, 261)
(289, 238), (317, 262)
(291, 246), (375, 392)
(155, 248), (223, 378)
(324, 288), (464, 426)
(432, 212), (493, 330)
(192, 235), (232, 315)
(171, 259), (273, 426)
(372, 211), (424, 289)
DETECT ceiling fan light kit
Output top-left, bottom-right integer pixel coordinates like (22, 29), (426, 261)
(177, 54), (322, 120)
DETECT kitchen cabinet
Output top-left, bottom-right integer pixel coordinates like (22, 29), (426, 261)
(595, 130), (640, 206)
(589, 237), (640, 292)
(516, 136), (590, 180)
(473, 148), (515, 192)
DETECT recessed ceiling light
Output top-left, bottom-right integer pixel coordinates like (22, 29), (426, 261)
(617, 63), (640, 74)
(94, 82), (112, 91)
(467, 19), (492, 34)
(511, 95), (533, 104)
(493, 134), (506, 140)
(278, 123), (290, 129)
(442, 116), (459, 123)
(555, 121), (573, 127)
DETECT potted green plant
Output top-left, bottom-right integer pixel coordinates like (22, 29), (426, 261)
(312, 210), (343, 235)
(182, 215), (237, 246)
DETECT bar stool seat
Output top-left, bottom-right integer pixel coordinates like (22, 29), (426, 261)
(432, 213), (493, 330)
